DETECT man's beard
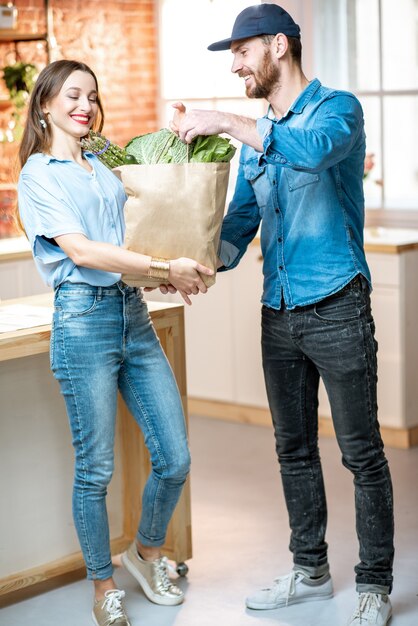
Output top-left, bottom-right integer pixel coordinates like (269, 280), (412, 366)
(246, 49), (280, 99)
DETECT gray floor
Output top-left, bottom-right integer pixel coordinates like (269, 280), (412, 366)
(2, 415), (418, 626)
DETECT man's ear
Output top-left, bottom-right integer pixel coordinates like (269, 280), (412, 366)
(273, 33), (288, 60)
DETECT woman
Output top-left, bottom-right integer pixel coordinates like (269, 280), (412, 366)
(17, 60), (212, 626)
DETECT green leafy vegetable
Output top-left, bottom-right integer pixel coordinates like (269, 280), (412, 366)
(189, 134), (236, 163)
(126, 129), (236, 164)
(82, 128), (236, 170)
(80, 131), (138, 167)
(126, 129), (187, 164)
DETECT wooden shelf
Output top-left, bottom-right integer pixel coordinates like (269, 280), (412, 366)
(0, 31), (47, 43)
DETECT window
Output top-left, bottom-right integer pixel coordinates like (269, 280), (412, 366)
(313, 0), (418, 224)
(158, 0), (266, 197)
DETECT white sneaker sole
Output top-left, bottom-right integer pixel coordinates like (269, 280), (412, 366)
(246, 590), (334, 610)
(347, 607), (392, 626)
(121, 552), (184, 606)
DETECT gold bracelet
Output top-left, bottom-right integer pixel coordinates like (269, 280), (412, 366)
(148, 257), (170, 281)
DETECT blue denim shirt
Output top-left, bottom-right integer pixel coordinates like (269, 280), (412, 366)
(218, 78), (371, 309)
(18, 152), (127, 288)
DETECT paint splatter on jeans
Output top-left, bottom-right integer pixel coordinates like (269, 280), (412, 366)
(261, 276), (394, 593)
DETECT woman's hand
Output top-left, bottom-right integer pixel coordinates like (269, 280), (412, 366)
(143, 284), (178, 295)
(169, 257), (214, 305)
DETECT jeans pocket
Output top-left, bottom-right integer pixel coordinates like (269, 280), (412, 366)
(56, 293), (98, 317)
(313, 290), (364, 323)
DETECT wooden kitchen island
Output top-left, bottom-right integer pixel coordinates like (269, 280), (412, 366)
(0, 293), (192, 606)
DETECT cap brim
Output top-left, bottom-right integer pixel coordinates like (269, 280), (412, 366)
(207, 38), (233, 51)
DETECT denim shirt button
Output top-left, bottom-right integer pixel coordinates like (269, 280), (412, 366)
(279, 265), (284, 270)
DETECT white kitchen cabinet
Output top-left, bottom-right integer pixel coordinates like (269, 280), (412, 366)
(229, 244), (268, 408)
(0, 258), (48, 300)
(182, 266), (236, 403)
(318, 230), (418, 447)
(0, 236), (49, 300)
(183, 243), (268, 408)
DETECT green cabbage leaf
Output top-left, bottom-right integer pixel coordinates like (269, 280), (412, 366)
(125, 129), (235, 164)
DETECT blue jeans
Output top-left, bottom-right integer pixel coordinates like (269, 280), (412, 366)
(261, 276), (394, 594)
(50, 282), (191, 580)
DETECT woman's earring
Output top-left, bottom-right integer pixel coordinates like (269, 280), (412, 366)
(39, 117), (47, 130)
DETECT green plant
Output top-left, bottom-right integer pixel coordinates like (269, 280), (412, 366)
(1, 62), (38, 141)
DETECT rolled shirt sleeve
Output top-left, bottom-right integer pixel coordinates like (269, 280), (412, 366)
(19, 172), (86, 262)
(258, 93), (364, 173)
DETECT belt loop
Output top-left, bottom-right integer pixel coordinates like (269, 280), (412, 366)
(97, 286), (103, 301)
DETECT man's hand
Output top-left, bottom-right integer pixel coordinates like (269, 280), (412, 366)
(170, 101), (230, 144)
(179, 110), (230, 144)
(170, 100), (262, 151)
(169, 102), (187, 135)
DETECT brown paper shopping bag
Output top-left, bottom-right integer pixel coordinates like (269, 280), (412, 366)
(114, 162), (230, 288)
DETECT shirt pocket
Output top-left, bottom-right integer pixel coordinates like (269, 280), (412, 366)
(283, 169), (320, 191)
(243, 160), (268, 211)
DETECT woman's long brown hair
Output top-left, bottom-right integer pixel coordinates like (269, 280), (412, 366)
(16, 60), (105, 232)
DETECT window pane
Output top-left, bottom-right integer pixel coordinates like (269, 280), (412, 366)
(159, 0), (258, 100)
(348, 0), (380, 91)
(159, 0), (214, 100)
(359, 96), (383, 209)
(382, 0), (418, 90)
(313, 0), (350, 89)
(383, 96), (418, 209)
(313, 0), (380, 91)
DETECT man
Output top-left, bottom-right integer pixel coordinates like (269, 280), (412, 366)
(173, 4), (394, 626)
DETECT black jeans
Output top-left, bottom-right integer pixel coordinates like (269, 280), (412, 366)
(261, 276), (394, 593)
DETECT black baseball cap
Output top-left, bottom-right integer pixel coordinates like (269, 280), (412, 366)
(208, 4), (300, 52)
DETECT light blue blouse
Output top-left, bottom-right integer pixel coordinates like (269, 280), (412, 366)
(17, 152), (127, 288)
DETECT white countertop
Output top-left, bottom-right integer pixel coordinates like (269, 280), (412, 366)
(363, 227), (418, 251)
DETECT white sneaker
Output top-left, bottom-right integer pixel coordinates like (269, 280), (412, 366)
(347, 593), (392, 625)
(246, 570), (333, 610)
